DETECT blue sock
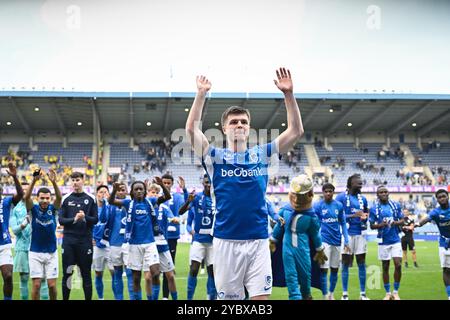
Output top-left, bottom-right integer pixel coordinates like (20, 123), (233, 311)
(134, 290), (142, 300)
(170, 291), (178, 300)
(95, 274), (104, 299)
(329, 271), (338, 293)
(384, 283), (391, 293)
(206, 275), (217, 299)
(152, 284), (160, 300)
(126, 268), (134, 300)
(358, 263), (366, 293)
(342, 265), (349, 293)
(40, 279), (49, 300)
(4, 296), (12, 300)
(446, 285), (450, 298)
(393, 282), (400, 292)
(320, 271), (328, 295)
(114, 268), (124, 300)
(147, 294), (153, 300)
(19, 274), (29, 300)
(187, 274), (198, 300)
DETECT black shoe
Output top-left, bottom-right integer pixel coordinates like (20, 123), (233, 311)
(404, 262), (408, 268)
(414, 262), (419, 268)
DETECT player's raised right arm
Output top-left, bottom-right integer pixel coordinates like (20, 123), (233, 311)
(108, 182), (124, 208)
(186, 76), (211, 158)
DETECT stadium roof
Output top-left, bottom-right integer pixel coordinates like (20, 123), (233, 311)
(1, 91), (449, 136)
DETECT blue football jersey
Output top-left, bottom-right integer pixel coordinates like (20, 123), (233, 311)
(93, 202), (110, 248)
(108, 204), (127, 247)
(123, 198), (157, 245)
(369, 201), (403, 245)
(154, 203), (173, 253)
(188, 192), (214, 244)
(0, 196), (14, 246)
(166, 192), (185, 240)
(428, 207), (450, 248)
(204, 142), (276, 240)
(314, 199), (348, 246)
(335, 192), (368, 236)
(30, 204), (57, 253)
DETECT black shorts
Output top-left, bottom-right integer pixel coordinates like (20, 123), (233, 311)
(401, 236), (415, 251)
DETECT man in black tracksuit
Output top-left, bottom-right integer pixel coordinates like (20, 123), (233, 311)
(59, 172), (98, 300)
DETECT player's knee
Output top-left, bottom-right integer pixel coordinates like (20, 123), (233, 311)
(32, 281), (41, 290)
(190, 263), (200, 276)
(165, 272), (175, 282)
(3, 271), (13, 281)
(150, 266), (160, 278)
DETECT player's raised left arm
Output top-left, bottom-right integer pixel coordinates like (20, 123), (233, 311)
(47, 169), (62, 209)
(272, 67), (304, 154)
(7, 163), (24, 205)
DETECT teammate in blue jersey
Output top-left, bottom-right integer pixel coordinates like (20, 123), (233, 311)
(369, 185), (404, 300)
(179, 175), (216, 300)
(24, 169), (61, 300)
(314, 183), (349, 300)
(109, 177), (170, 300)
(10, 181), (49, 300)
(416, 189), (450, 300)
(270, 175), (327, 300)
(147, 183), (178, 300)
(160, 174), (187, 300)
(0, 163), (24, 300)
(266, 196), (279, 232)
(92, 185), (114, 300)
(335, 174), (370, 300)
(186, 67), (304, 300)
(103, 182), (134, 300)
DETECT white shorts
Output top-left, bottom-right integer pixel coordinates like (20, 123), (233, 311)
(378, 243), (403, 261)
(159, 250), (175, 273)
(190, 241), (214, 266)
(110, 244), (129, 267)
(342, 235), (367, 255)
(321, 243), (341, 269)
(29, 251), (59, 279)
(93, 246), (113, 272)
(438, 247), (450, 268)
(128, 243), (159, 271)
(213, 238), (272, 300)
(0, 244), (13, 266)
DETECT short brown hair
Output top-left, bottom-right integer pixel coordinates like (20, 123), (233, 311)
(221, 106), (251, 127)
(70, 172), (84, 179)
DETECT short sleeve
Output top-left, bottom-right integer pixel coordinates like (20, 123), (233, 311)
(313, 202), (321, 218)
(369, 207), (377, 224)
(122, 199), (131, 212)
(148, 197), (157, 206)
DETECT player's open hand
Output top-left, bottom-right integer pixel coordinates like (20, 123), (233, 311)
(273, 67), (293, 94)
(188, 189), (196, 202)
(112, 182), (121, 193)
(6, 162), (17, 177)
(170, 217), (180, 225)
(343, 244), (351, 254)
(47, 169), (57, 183)
(196, 75), (211, 93)
(178, 176), (186, 189)
(153, 176), (163, 186)
(313, 250), (328, 265)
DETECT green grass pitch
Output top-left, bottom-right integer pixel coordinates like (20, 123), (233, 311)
(2, 241), (447, 300)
